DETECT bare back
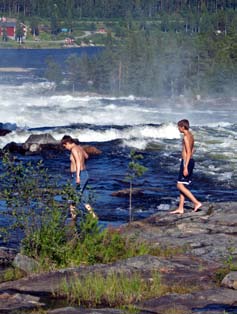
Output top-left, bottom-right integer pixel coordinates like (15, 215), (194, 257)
(182, 131), (194, 161)
(70, 145), (88, 172)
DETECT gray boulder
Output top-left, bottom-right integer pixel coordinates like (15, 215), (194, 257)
(23, 133), (58, 151)
(13, 253), (40, 274)
(221, 271), (237, 290)
(0, 291), (44, 312)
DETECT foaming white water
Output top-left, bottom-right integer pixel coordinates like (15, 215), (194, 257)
(0, 83), (156, 127)
(60, 123), (180, 143)
(0, 130), (32, 148)
(1, 80), (237, 184)
(1, 80), (237, 128)
(0, 123), (180, 149)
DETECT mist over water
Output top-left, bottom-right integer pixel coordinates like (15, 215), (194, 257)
(0, 50), (237, 243)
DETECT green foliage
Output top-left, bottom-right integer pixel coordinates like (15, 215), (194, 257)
(1, 153), (56, 237)
(23, 3), (236, 98)
(0, 267), (25, 283)
(58, 271), (161, 307)
(30, 17), (40, 36)
(65, 53), (93, 91)
(15, 21), (24, 43)
(214, 267), (230, 285)
(44, 56), (63, 85)
(149, 244), (188, 258)
(61, 220), (151, 266)
(126, 150), (147, 222)
(40, 19), (237, 97)
(0, 153), (151, 270)
(21, 204), (69, 267)
(0, 153), (69, 266)
(1, 0), (237, 19)
(214, 247), (237, 285)
(127, 150), (147, 180)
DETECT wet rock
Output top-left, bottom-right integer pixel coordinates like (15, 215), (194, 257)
(137, 288), (237, 314)
(2, 133), (101, 156)
(112, 188), (143, 197)
(0, 247), (17, 266)
(0, 129), (11, 136)
(221, 271), (237, 289)
(2, 141), (26, 154)
(83, 145), (102, 155)
(0, 291), (44, 312)
(23, 133), (58, 151)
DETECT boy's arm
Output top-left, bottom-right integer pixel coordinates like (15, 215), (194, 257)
(82, 146), (88, 159)
(71, 148), (81, 184)
(183, 135), (192, 176)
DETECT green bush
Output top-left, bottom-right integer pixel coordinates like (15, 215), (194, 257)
(0, 153), (151, 270)
(66, 222), (150, 266)
(0, 267), (25, 283)
(0, 153), (70, 267)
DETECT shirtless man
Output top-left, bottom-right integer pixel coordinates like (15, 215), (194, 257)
(61, 135), (97, 219)
(170, 119), (202, 214)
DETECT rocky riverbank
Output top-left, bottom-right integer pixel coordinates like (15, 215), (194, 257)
(0, 202), (237, 313)
(1, 133), (102, 156)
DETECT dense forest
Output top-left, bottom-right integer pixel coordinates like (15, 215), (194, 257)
(1, 0), (237, 97)
(0, 0), (237, 18)
(65, 32), (237, 97)
(45, 15), (237, 98)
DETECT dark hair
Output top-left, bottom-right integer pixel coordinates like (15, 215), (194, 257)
(61, 135), (75, 145)
(177, 119), (190, 130)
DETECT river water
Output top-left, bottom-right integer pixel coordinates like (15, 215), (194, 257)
(0, 48), (237, 246)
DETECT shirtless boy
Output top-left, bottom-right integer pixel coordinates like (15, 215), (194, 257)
(61, 135), (97, 219)
(170, 119), (202, 214)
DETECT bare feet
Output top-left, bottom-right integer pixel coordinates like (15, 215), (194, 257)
(193, 202), (202, 212)
(85, 204), (98, 219)
(170, 208), (184, 214)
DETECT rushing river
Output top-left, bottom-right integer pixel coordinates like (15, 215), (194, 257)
(0, 48), (237, 247)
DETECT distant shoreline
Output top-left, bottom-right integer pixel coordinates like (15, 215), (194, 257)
(0, 67), (31, 72)
(0, 45), (101, 50)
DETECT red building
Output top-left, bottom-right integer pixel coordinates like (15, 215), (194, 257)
(96, 28), (107, 34)
(0, 18), (16, 39)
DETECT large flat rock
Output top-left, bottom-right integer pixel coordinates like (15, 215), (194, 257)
(1, 202), (237, 313)
(122, 202), (237, 263)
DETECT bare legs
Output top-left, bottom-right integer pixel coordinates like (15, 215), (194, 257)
(70, 204), (77, 220)
(70, 203), (97, 220)
(170, 183), (202, 214)
(85, 204), (97, 219)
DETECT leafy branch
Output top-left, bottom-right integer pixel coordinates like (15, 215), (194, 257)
(126, 150), (147, 223)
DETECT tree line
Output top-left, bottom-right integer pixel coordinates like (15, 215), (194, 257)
(45, 21), (237, 98)
(1, 0), (236, 97)
(0, 0), (237, 19)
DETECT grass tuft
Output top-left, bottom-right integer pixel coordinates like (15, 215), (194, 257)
(57, 271), (161, 307)
(0, 267), (25, 283)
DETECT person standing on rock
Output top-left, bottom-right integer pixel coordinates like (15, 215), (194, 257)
(61, 135), (97, 220)
(170, 119), (202, 214)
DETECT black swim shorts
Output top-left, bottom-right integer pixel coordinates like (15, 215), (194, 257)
(177, 159), (195, 185)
